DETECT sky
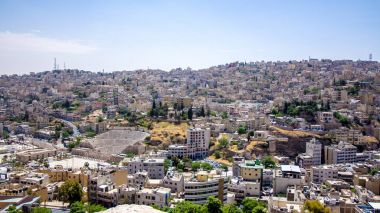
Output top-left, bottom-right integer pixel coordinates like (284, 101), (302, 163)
(0, 0), (379, 75)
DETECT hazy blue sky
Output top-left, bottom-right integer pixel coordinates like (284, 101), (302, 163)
(0, 0), (379, 74)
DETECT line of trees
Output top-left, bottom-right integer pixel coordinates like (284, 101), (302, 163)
(149, 99), (169, 118)
(154, 197), (267, 213)
(149, 99), (208, 121)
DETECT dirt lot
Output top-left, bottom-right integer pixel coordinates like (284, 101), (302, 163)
(150, 121), (189, 145)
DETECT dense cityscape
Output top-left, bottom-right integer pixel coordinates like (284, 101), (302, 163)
(0, 59), (379, 212)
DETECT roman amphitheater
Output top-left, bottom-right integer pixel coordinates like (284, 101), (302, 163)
(80, 127), (150, 155)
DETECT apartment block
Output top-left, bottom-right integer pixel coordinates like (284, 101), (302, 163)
(186, 127), (210, 160)
(88, 175), (126, 208)
(136, 187), (171, 208)
(324, 141), (357, 164)
(16, 149), (58, 163)
(124, 157), (165, 179)
(273, 165), (303, 194)
(183, 170), (229, 204)
(329, 127), (363, 145)
(297, 138), (322, 168)
(311, 165), (338, 184)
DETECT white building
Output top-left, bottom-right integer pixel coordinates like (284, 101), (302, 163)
(125, 157), (165, 179)
(311, 165), (338, 184)
(168, 144), (188, 158)
(184, 170), (229, 204)
(306, 138), (322, 165)
(163, 170), (184, 193)
(324, 141), (357, 164)
(136, 187), (171, 208)
(228, 177), (261, 201)
(167, 128), (211, 160)
(186, 127), (210, 159)
(273, 165), (303, 194)
(297, 138), (322, 168)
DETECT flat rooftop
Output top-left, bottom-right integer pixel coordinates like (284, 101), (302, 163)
(49, 157), (110, 170)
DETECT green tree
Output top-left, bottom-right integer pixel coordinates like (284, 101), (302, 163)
(304, 200), (331, 213)
(86, 203), (106, 213)
(127, 112), (138, 124)
(70, 201), (106, 213)
(169, 201), (202, 213)
(206, 109), (211, 117)
(252, 205), (266, 213)
(262, 156), (276, 169)
(201, 162), (213, 171)
(205, 196), (222, 213)
(370, 168), (379, 176)
(31, 207), (52, 213)
(241, 198), (266, 213)
(3, 131), (10, 139)
(333, 112), (351, 127)
(69, 201), (85, 213)
(67, 142), (76, 151)
(164, 159), (171, 173)
(221, 164), (228, 172)
(219, 137), (229, 148)
(199, 106), (205, 117)
(221, 112), (228, 119)
(222, 204), (242, 213)
(187, 107), (193, 120)
(58, 180), (83, 205)
(176, 162), (185, 171)
(214, 151), (221, 159)
(171, 156), (180, 167)
(84, 162), (89, 168)
(237, 125), (247, 134)
(62, 130), (70, 138)
(6, 205), (22, 213)
(149, 99), (157, 117)
(191, 161), (201, 171)
(96, 116), (104, 122)
(173, 103), (179, 111)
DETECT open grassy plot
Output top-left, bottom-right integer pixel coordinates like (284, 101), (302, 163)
(150, 121), (189, 145)
(270, 126), (322, 138)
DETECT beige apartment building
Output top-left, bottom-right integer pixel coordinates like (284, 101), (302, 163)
(16, 149), (59, 163)
(329, 127), (363, 145)
(136, 187), (171, 208)
(39, 169), (89, 187)
(311, 165), (338, 184)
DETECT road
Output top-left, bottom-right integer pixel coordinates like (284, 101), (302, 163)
(57, 119), (81, 137)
